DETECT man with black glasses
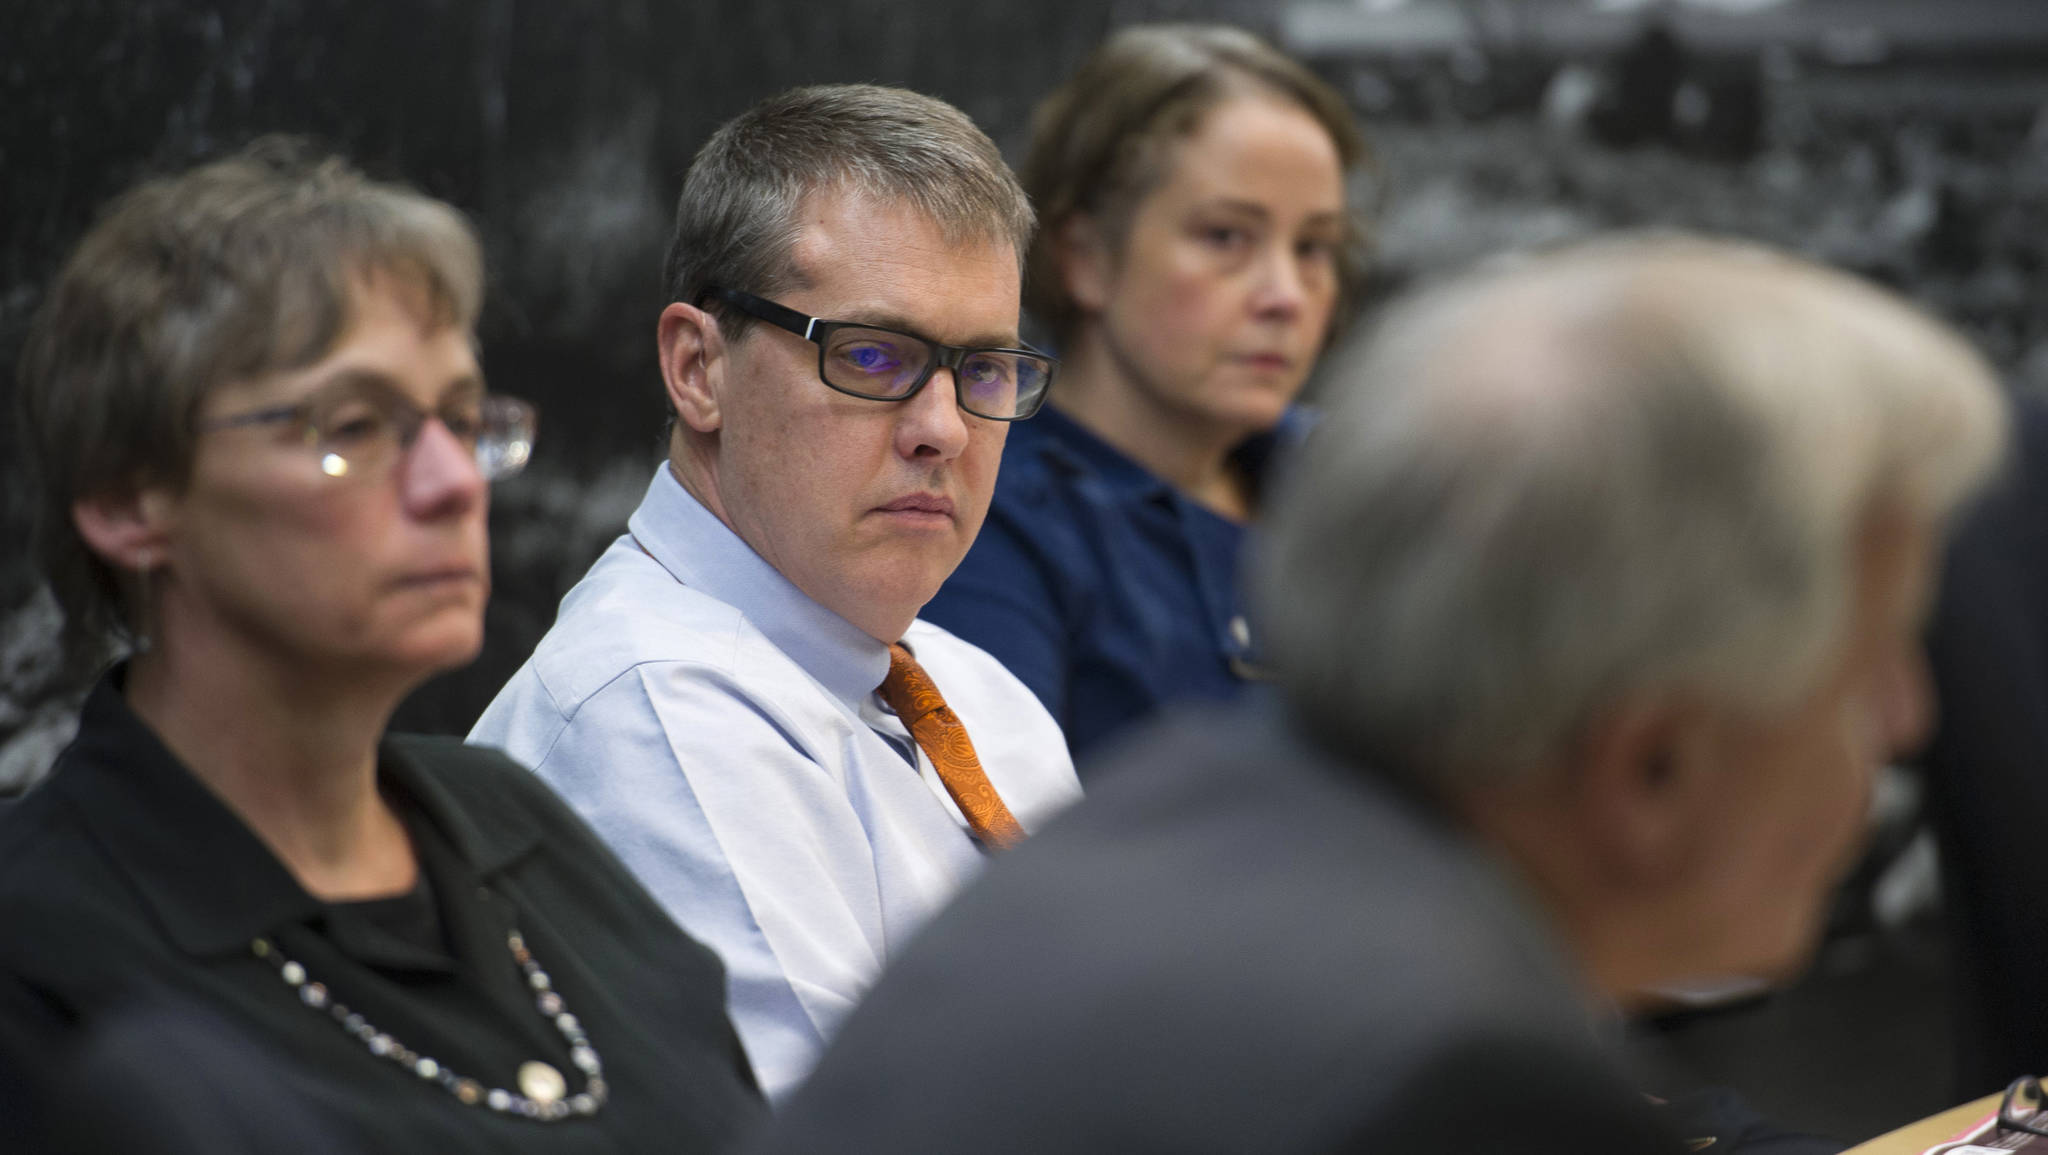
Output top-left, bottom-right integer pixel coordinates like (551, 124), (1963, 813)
(470, 86), (1081, 1099)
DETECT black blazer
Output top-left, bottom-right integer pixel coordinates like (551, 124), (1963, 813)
(1921, 393), (2048, 1095)
(0, 672), (764, 1154)
(751, 702), (1685, 1155)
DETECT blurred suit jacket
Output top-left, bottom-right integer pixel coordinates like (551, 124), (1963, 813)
(749, 701), (1685, 1155)
(1922, 391), (2048, 1095)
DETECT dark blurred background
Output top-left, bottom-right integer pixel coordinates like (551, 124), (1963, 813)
(5, 0), (2048, 1140)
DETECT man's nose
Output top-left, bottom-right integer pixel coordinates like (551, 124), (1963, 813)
(895, 368), (972, 461)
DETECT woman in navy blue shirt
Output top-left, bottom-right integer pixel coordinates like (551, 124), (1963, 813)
(924, 25), (1375, 761)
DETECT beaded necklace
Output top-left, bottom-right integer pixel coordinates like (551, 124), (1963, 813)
(250, 928), (608, 1121)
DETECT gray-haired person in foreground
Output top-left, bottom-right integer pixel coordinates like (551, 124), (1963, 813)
(745, 235), (2008, 1154)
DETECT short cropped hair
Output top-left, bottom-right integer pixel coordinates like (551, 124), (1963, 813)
(1022, 23), (1373, 346)
(1260, 235), (2008, 787)
(663, 84), (1034, 345)
(16, 138), (483, 671)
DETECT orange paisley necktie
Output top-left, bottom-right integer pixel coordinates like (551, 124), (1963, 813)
(877, 643), (1027, 851)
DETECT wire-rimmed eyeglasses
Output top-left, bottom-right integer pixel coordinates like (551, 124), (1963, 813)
(710, 287), (1055, 421)
(198, 375), (537, 481)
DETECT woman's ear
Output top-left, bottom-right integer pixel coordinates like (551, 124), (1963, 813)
(657, 301), (727, 434)
(1055, 215), (1114, 316)
(72, 486), (175, 572)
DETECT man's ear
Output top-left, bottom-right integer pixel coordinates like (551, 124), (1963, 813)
(1054, 215), (1114, 315)
(1568, 695), (1718, 890)
(658, 301), (727, 434)
(72, 486), (175, 572)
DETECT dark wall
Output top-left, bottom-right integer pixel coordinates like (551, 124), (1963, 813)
(7, 2), (2046, 769)
(0, 0), (1273, 775)
(2, 1), (1253, 479)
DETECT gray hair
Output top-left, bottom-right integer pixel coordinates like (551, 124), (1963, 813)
(17, 137), (483, 675)
(1259, 234), (2008, 786)
(662, 84), (1034, 345)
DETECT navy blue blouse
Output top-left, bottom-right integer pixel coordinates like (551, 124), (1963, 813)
(924, 405), (1304, 764)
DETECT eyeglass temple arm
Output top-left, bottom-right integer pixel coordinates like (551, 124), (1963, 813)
(196, 404), (302, 433)
(710, 288), (818, 341)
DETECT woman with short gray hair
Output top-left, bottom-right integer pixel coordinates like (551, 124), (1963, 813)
(3, 141), (762, 1152)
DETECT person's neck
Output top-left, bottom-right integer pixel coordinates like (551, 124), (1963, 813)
(667, 449), (916, 644)
(124, 625), (418, 902)
(668, 445), (728, 530)
(1053, 336), (1258, 523)
(1460, 784), (1699, 1013)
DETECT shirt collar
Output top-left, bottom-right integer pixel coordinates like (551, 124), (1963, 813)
(1021, 403), (1310, 505)
(1019, 405), (1172, 501)
(57, 670), (542, 958)
(628, 464), (891, 705)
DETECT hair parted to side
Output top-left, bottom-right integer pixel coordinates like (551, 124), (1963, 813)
(1259, 234), (2008, 788)
(16, 137), (483, 676)
(1023, 23), (1374, 347)
(663, 84), (1034, 345)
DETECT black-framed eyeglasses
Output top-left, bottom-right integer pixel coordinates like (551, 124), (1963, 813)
(1999, 1075), (2048, 1137)
(198, 375), (537, 482)
(710, 287), (1055, 421)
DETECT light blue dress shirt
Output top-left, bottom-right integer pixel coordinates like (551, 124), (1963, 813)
(469, 466), (1081, 1098)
